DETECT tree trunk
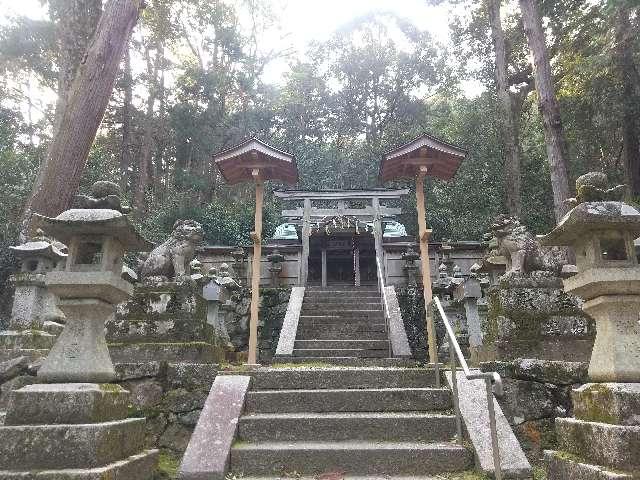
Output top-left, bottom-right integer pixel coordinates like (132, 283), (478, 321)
(616, 5), (640, 197)
(49, 0), (102, 134)
(120, 46), (133, 194)
(519, 0), (571, 222)
(487, 0), (522, 217)
(134, 42), (162, 216)
(21, 0), (143, 239)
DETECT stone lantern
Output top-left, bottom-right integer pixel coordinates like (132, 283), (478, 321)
(267, 248), (285, 287)
(0, 194), (158, 478)
(541, 180), (640, 382)
(453, 269), (483, 363)
(401, 246), (420, 286)
(203, 263), (240, 348)
(0, 233), (66, 353)
(231, 245), (248, 286)
(34, 208), (153, 383)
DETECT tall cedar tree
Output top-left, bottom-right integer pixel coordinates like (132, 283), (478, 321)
(519, 0), (571, 222)
(20, 0), (143, 239)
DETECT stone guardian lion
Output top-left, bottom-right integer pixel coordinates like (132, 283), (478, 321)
(140, 219), (204, 281)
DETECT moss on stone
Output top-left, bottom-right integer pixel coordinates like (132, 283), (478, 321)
(573, 384), (617, 424)
(156, 449), (180, 479)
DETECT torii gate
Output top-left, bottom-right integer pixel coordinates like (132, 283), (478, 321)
(274, 188), (409, 286)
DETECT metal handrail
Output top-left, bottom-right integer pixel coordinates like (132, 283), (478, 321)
(433, 296), (504, 480)
(375, 257), (392, 358)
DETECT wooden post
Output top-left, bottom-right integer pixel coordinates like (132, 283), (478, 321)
(300, 198), (311, 286)
(321, 248), (327, 287)
(248, 168), (264, 365)
(415, 166), (437, 364)
(372, 197), (385, 281)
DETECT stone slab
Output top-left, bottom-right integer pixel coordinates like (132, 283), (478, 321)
(114, 361), (164, 381)
(0, 418), (146, 470)
(385, 286), (411, 358)
(556, 417), (640, 470)
(109, 342), (222, 363)
(166, 363), (218, 390)
(573, 383), (640, 425)
(179, 375), (251, 480)
(4, 383), (129, 425)
(0, 356), (28, 383)
(544, 450), (636, 479)
(0, 331), (56, 350)
(445, 369), (532, 478)
(0, 449), (159, 479)
(481, 358), (589, 385)
(274, 287), (305, 356)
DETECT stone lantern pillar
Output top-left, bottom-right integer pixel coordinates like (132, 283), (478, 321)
(203, 263), (240, 348)
(231, 245), (248, 286)
(541, 172), (640, 479)
(401, 246), (420, 286)
(0, 199), (158, 479)
(453, 271), (483, 364)
(267, 249), (285, 287)
(0, 233), (66, 355)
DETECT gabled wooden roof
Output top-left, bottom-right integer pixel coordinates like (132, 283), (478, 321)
(379, 133), (467, 182)
(213, 138), (299, 185)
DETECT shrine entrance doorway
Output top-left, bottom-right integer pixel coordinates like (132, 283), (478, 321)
(308, 232), (377, 286)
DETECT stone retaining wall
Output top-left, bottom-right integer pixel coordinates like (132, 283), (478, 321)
(480, 358), (589, 464)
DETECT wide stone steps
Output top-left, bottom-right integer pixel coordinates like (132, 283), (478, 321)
(239, 368), (439, 390)
(294, 339), (389, 350)
(238, 412), (457, 442)
(293, 348), (388, 358)
(271, 357), (420, 367)
(230, 441), (472, 476)
(298, 315), (384, 324)
(302, 302), (382, 309)
(295, 329), (387, 341)
(245, 387), (452, 413)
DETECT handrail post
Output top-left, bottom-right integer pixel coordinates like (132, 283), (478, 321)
(450, 339), (463, 445)
(486, 377), (503, 480)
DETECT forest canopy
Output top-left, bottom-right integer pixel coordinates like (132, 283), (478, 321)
(0, 0), (638, 251)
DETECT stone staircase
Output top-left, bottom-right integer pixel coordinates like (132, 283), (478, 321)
(292, 286), (391, 362)
(227, 367), (474, 477)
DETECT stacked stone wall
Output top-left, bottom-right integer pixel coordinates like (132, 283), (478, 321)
(480, 358), (589, 464)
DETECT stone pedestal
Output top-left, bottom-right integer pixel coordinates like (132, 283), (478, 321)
(545, 383), (640, 479)
(0, 383), (158, 478)
(0, 272), (64, 360)
(485, 272), (595, 362)
(107, 281), (224, 364)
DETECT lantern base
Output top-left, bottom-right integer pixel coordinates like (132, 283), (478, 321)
(583, 295), (640, 383)
(38, 299), (116, 383)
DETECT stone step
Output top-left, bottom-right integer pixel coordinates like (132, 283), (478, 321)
(245, 387), (451, 413)
(295, 330), (388, 341)
(230, 441), (472, 476)
(294, 340), (389, 350)
(270, 357), (422, 367)
(302, 302), (382, 309)
(306, 286), (379, 291)
(238, 412), (457, 442)
(298, 312), (384, 325)
(300, 305), (382, 318)
(292, 349), (388, 358)
(237, 367), (438, 390)
(304, 292), (380, 302)
(240, 368), (435, 390)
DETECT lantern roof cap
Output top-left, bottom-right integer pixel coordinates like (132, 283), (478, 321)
(213, 138), (298, 185)
(10, 240), (67, 260)
(34, 209), (153, 252)
(541, 201), (640, 246)
(380, 133), (467, 182)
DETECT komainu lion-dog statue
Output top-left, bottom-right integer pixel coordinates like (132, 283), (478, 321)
(140, 219), (204, 282)
(489, 215), (566, 275)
